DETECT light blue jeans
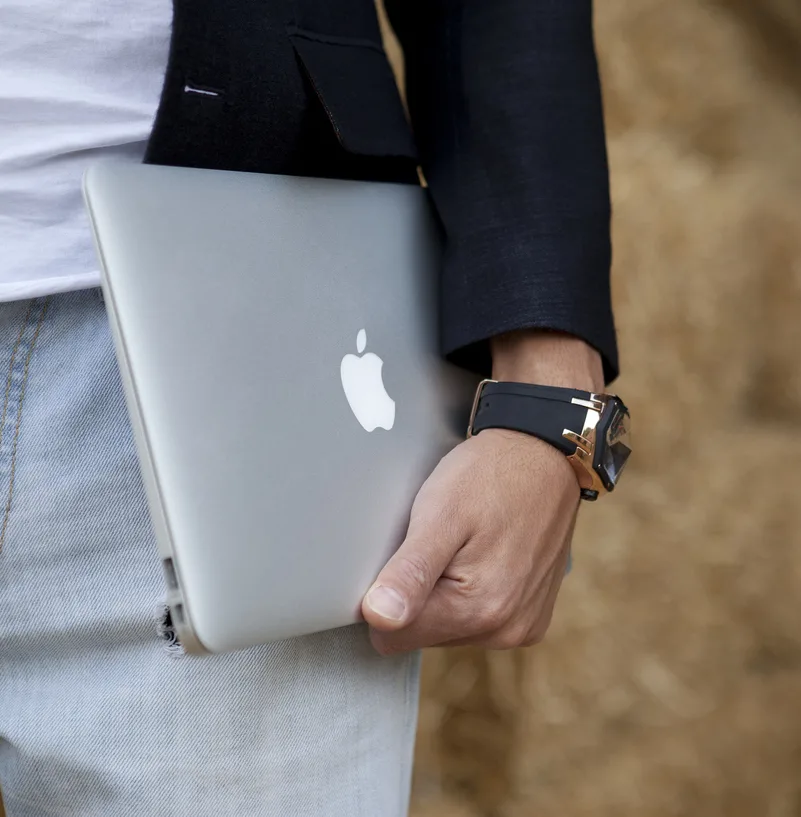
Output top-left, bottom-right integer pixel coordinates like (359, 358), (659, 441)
(0, 291), (420, 817)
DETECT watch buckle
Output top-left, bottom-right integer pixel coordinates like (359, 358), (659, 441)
(466, 379), (497, 439)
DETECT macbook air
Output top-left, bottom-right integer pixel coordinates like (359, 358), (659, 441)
(83, 161), (478, 654)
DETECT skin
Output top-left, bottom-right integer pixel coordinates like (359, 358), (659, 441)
(361, 330), (605, 655)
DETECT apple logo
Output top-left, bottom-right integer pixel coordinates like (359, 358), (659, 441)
(340, 329), (396, 432)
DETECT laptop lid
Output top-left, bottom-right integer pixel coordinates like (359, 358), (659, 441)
(83, 161), (477, 654)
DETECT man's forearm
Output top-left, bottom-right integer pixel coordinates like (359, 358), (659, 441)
(491, 330), (605, 393)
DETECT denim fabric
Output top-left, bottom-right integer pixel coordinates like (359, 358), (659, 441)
(0, 290), (420, 817)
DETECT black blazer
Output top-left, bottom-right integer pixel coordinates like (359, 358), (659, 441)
(145, 0), (618, 382)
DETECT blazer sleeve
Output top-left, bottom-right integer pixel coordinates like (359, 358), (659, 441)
(384, 0), (618, 383)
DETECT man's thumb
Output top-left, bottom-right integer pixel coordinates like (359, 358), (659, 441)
(362, 520), (457, 632)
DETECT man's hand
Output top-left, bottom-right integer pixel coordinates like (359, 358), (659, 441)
(361, 330), (604, 655)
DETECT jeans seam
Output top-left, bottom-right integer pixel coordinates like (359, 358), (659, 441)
(0, 302), (33, 457)
(0, 297), (50, 553)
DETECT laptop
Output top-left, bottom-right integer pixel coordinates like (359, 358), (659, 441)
(83, 161), (478, 655)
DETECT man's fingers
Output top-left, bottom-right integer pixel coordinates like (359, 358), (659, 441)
(371, 540), (573, 654)
(446, 541), (571, 650)
(368, 578), (479, 654)
(362, 497), (469, 632)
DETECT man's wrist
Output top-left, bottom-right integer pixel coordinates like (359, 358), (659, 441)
(490, 330), (605, 393)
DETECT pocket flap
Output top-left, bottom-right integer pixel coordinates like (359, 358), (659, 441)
(288, 27), (418, 160)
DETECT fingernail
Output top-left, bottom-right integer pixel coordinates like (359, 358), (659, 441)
(366, 585), (406, 622)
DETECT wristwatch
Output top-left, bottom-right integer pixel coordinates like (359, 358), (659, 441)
(466, 380), (632, 501)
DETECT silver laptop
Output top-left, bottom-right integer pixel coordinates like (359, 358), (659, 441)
(83, 161), (478, 655)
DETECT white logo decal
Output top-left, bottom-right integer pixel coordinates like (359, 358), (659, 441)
(340, 329), (395, 432)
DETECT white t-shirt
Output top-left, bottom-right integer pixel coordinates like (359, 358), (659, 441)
(0, 0), (171, 301)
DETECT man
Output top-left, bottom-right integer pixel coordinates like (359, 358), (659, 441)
(0, 1), (622, 815)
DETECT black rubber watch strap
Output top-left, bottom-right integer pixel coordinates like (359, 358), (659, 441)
(469, 381), (593, 456)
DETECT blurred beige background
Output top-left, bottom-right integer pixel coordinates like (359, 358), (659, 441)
(379, 1), (801, 815)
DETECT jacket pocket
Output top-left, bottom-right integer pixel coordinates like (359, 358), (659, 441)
(287, 26), (418, 161)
